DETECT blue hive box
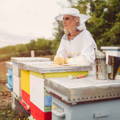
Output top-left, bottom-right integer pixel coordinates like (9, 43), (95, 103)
(6, 68), (13, 91)
(6, 62), (13, 91)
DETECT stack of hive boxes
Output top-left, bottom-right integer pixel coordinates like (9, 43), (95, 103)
(19, 61), (91, 120)
(11, 57), (50, 99)
(10, 57), (91, 120)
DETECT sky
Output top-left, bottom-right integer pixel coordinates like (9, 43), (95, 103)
(0, 0), (73, 48)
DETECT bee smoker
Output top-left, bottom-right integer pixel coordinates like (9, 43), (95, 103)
(95, 50), (107, 80)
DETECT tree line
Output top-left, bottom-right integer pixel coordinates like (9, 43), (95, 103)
(0, 0), (119, 61)
(0, 38), (58, 61)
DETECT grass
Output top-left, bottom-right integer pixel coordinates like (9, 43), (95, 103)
(0, 104), (29, 120)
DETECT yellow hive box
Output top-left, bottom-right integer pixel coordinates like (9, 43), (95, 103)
(21, 70), (30, 94)
(31, 71), (88, 79)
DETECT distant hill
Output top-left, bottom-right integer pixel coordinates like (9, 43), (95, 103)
(0, 38), (59, 61)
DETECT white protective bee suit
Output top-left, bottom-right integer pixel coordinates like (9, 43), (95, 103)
(55, 8), (97, 66)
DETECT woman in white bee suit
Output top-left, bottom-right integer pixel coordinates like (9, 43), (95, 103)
(54, 8), (97, 66)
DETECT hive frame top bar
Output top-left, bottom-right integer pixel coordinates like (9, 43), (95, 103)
(17, 61), (92, 73)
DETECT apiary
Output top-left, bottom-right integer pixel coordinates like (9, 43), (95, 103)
(18, 61), (91, 120)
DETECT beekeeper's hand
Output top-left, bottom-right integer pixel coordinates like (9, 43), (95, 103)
(53, 56), (67, 65)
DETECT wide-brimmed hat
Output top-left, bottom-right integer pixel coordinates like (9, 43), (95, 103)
(56, 8), (90, 24)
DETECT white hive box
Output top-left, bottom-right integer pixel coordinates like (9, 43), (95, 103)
(11, 57), (50, 98)
(30, 72), (51, 112)
(45, 75), (120, 104)
(101, 46), (120, 64)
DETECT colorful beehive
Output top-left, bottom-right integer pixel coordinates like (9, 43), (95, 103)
(19, 61), (91, 120)
(11, 57), (50, 98)
(20, 70), (31, 112)
(45, 76), (120, 120)
(30, 72), (52, 120)
(6, 62), (13, 91)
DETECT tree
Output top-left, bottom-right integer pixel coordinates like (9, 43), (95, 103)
(54, 0), (120, 48)
(76, 0), (120, 47)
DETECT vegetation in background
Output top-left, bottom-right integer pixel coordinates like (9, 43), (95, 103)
(0, 38), (58, 61)
(0, 0), (120, 119)
(54, 0), (120, 49)
(68, 0), (120, 48)
(0, 0), (120, 60)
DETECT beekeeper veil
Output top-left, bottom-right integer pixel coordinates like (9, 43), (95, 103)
(56, 8), (90, 31)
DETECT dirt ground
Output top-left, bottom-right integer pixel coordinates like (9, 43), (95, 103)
(0, 83), (12, 108)
(0, 61), (12, 114)
(0, 61), (7, 81)
(0, 61), (23, 119)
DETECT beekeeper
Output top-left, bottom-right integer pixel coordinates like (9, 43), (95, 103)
(54, 8), (97, 66)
